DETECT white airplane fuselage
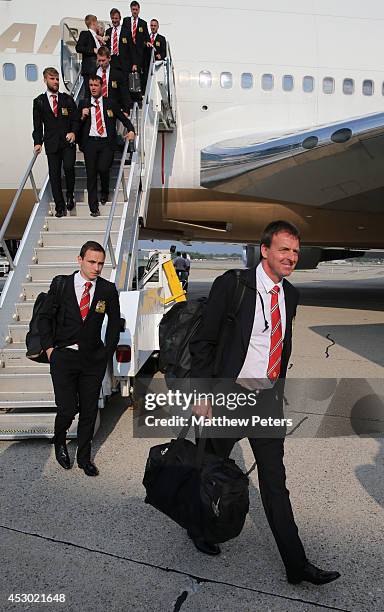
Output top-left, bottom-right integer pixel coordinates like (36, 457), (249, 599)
(1, 0), (384, 247)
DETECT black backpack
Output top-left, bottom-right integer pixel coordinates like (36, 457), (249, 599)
(25, 275), (67, 363)
(143, 419), (256, 544)
(159, 270), (246, 381)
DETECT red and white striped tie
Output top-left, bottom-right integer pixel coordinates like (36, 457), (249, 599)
(79, 282), (92, 321)
(102, 68), (108, 97)
(95, 99), (104, 135)
(267, 285), (283, 381)
(132, 18), (137, 43)
(113, 27), (118, 55)
(150, 33), (155, 45)
(51, 94), (58, 117)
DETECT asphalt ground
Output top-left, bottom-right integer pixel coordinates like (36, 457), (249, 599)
(0, 263), (383, 612)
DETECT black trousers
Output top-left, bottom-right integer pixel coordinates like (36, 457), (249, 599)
(83, 139), (114, 212)
(47, 146), (76, 212)
(50, 348), (107, 464)
(204, 435), (307, 576)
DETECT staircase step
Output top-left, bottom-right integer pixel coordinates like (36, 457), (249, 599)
(7, 325), (29, 344)
(43, 216), (122, 232)
(0, 365), (49, 374)
(0, 371), (53, 392)
(64, 202), (125, 217)
(0, 342), (46, 366)
(14, 303), (35, 322)
(33, 246), (113, 264)
(20, 282), (50, 301)
(27, 263), (113, 282)
(72, 188), (126, 203)
(0, 412), (79, 439)
(38, 231), (118, 248)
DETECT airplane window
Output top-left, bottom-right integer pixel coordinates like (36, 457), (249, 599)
(362, 79), (374, 95)
(282, 75), (294, 91)
(178, 70), (191, 87)
(241, 73), (253, 89)
(25, 64), (38, 82)
(303, 76), (314, 93)
(343, 78), (354, 95)
(261, 74), (274, 91)
(199, 70), (212, 88)
(323, 77), (335, 94)
(3, 63), (16, 81)
(220, 72), (232, 89)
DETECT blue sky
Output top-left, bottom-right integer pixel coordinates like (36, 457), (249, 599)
(138, 240), (243, 254)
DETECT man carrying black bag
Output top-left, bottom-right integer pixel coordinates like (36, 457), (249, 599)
(189, 221), (341, 586)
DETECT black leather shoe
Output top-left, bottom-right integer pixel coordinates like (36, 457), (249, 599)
(90, 208), (100, 217)
(55, 210), (64, 218)
(78, 461), (99, 476)
(287, 561), (341, 585)
(100, 194), (108, 205)
(188, 532), (221, 556)
(66, 195), (75, 211)
(55, 444), (71, 470)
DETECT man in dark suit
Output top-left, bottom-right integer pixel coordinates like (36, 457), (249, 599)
(33, 67), (79, 217)
(122, 1), (150, 89)
(105, 8), (131, 75)
(78, 75), (135, 216)
(38, 241), (121, 476)
(189, 220), (340, 586)
(96, 46), (132, 112)
(75, 14), (103, 97)
(149, 19), (167, 60)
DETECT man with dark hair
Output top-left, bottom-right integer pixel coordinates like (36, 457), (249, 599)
(96, 46), (132, 112)
(106, 8), (131, 74)
(78, 75), (135, 216)
(32, 67), (79, 217)
(149, 19), (167, 60)
(122, 1), (150, 87)
(189, 220), (340, 586)
(38, 241), (121, 476)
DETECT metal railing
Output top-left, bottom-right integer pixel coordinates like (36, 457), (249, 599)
(103, 103), (140, 270)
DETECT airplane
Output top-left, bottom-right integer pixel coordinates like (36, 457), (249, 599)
(1, 0), (384, 268)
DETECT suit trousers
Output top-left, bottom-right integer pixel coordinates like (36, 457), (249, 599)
(50, 347), (106, 464)
(83, 139), (114, 212)
(47, 146), (76, 211)
(204, 434), (307, 575)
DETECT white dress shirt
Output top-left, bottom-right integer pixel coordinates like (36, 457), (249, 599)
(89, 96), (107, 137)
(111, 25), (122, 53)
(96, 64), (110, 95)
(88, 28), (101, 49)
(237, 263), (286, 388)
(66, 272), (97, 350)
(46, 90), (58, 112)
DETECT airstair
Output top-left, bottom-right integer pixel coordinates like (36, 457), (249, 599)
(0, 21), (177, 439)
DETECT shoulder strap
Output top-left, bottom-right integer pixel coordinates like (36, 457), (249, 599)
(226, 270), (246, 323)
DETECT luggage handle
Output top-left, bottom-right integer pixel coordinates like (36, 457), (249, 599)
(177, 417), (257, 474)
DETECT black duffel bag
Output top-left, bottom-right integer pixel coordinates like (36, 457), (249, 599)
(143, 419), (255, 544)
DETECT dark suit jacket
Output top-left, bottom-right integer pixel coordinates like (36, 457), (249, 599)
(152, 33), (167, 60)
(105, 25), (131, 72)
(38, 273), (121, 360)
(76, 30), (97, 75)
(32, 92), (80, 153)
(190, 267), (299, 401)
(78, 97), (134, 150)
(122, 16), (150, 69)
(97, 65), (132, 111)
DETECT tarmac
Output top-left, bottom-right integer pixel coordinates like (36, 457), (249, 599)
(0, 263), (383, 612)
